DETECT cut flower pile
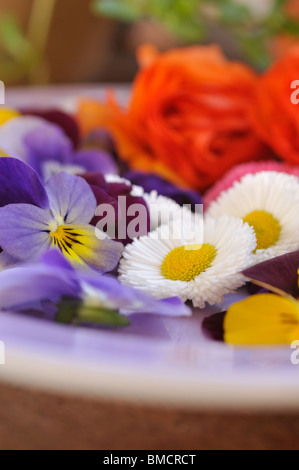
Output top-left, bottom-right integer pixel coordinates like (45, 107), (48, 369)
(1, 43), (299, 345)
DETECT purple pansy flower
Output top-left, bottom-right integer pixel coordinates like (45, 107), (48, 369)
(0, 158), (123, 272)
(23, 123), (118, 181)
(0, 116), (117, 181)
(0, 250), (191, 325)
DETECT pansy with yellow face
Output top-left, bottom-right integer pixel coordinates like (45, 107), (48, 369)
(119, 215), (256, 308)
(0, 158), (123, 273)
(206, 171), (299, 263)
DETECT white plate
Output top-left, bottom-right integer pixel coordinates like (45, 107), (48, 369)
(1, 87), (299, 411)
(0, 293), (299, 411)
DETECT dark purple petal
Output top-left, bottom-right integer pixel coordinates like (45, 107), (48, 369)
(242, 250), (299, 298)
(0, 157), (49, 209)
(74, 148), (118, 175)
(80, 172), (108, 190)
(22, 109), (80, 149)
(23, 124), (72, 178)
(202, 312), (225, 341)
(81, 173), (150, 245)
(124, 170), (202, 210)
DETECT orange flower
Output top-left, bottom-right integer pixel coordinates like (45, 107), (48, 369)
(77, 45), (268, 190)
(251, 46), (299, 165)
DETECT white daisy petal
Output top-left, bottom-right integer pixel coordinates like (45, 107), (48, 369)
(143, 190), (194, 232)
(104, 174), (144, 197)
(206, 171), (299, 263)
(119, 215), (256, 308)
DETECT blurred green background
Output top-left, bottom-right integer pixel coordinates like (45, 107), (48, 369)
(1, 0), (299, 85)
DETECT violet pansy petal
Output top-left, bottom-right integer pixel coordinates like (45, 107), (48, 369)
(0, 252), (20, 270)
(45, 172), (97, 224)
(23, 124), (73, 178)
(0, 264), (80, 310)
(0, 157), (49, 209)
(81, 273), (191, 316)
(120, 294), (192, 317)
(41, 249), (75, 272)
(242, 250), (299, 298)
(74, 149), (118, 175)
(0, 204), (52, 261)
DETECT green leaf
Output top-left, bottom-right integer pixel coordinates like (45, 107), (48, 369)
(0, 14), (28, 56)
(55, 298), (79, 324)
(78, 305), (130, 327)
(55, 297), (130, 327)
(282, 18), (299, 36)
(219, 2), (251, 25)
(91, 0), (141, 22)
(239, 35), (271, 71)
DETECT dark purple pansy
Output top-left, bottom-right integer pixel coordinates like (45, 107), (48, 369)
(124, 170), (202, 211)
(242, 250), (299, 298)
(81, 172), (150, 245)
(202, 312), (225, 341)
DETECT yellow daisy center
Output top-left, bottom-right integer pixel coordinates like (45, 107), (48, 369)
(161, 243), (217, 281)
(243, 210), (281, 251)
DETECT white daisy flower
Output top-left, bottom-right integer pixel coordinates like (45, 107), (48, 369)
(119, 216), (256, 308)
(206, 171), (299, 263)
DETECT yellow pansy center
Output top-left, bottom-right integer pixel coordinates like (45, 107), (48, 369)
(243, 210), (281, 251)
(161, 243), (217, 281)
(49, 224), (85, 263)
